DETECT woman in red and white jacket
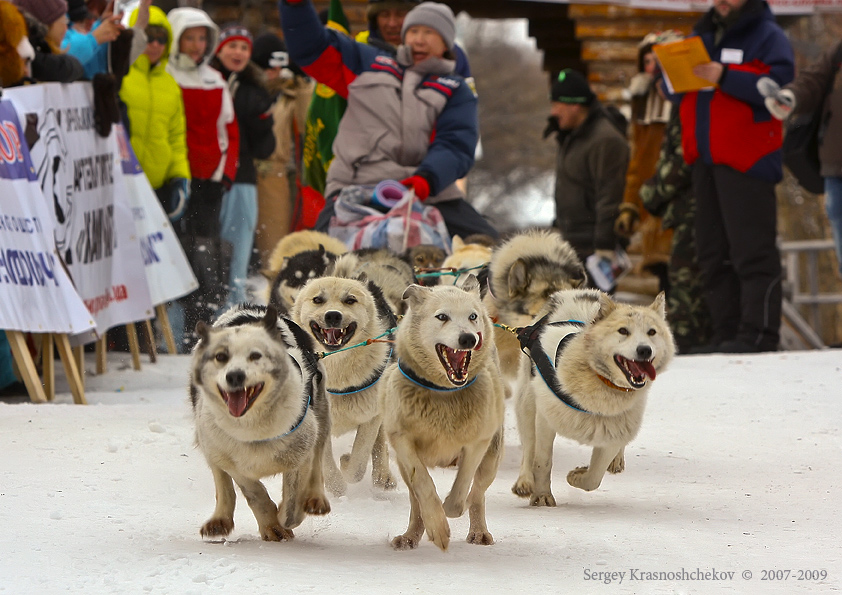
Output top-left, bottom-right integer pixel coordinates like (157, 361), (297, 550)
(165, 6), (240, 349)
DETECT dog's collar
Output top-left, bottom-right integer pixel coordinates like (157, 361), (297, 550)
(327, 349), (393, 396)
(397, 359), (477, 392)
(596, 373), (633, 392)
(518, 315), (592, 414)
(249, 392), (312, 443)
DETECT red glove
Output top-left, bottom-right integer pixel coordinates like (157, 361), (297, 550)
(400, 175), (431, 201)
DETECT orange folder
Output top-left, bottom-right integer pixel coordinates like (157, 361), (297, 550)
(653, 37), (717, 93)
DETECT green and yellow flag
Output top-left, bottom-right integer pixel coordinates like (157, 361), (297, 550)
(300, 0), (349, 224)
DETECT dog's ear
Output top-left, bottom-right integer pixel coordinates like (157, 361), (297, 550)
(569, 263), (588, 289)
(195, 321), (211, 345)
(508, 259), (529, 297)
(650, 291), (667, 318)
(592, 291), (617, 322)
(451, 235), (464, 251)
(263, 306), (279, 332)
(402, 284), (431, 307)
(460, 274), (480, 295)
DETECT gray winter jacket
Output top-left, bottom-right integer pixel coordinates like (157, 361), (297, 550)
(553, 106), (630, 258)
(786, 41), (842, 177)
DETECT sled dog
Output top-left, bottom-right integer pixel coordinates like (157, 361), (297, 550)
(291, 275), (398, 495)
(190, 304), (331, 541)
(379, 277), (505, 551)
(265, 229), (347, 280)
(484, 229), (587, 394)
(329, 248), (415, 315)
(512, 290), (675, 505)
(438, 235), (493, 287)
(268, 245), (340, 313)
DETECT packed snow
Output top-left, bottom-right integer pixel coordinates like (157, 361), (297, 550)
(1, 349), (840, 594)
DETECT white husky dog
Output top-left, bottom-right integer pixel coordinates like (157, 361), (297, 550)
(512, 289), (675, 506)
(291, 275), (398, 495)
(190, 305), (331, 541)
(379, 277), (505, 551)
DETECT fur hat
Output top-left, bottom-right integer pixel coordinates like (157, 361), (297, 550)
(400, 2), (455, 50)
(11, 0), (67, 26)
(216, 23), (252, 54)
(0, 0), (27, 86)
(550, 69), (595, 105)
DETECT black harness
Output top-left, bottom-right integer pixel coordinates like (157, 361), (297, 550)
(327, 349), (393, 396)
(516, 314), (592, 415)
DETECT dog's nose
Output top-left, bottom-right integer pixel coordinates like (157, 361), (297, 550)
(458, 333), (477, 349)
(324, 310), (343, 328)
(226, 369), (246, 388)
(636, 344), (653, 360)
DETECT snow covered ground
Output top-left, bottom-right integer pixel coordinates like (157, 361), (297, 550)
(1, 349), (840, 594)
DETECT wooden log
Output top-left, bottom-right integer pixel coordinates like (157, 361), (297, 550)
(6, 330), (47, 403)
(54, 334), (87, 405)
(41, 334), (55, 402)
(125, 323), (142, 372)
(156, 304), (177, 355)
(143, 320), (158, 364)
(96, 334), (106, 375)
(73, 345), (84, 390)
(582, 40), (640, 62)
(575, 19), (696, 40)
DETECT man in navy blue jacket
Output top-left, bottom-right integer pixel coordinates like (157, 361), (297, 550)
(668, 0), (793, 353)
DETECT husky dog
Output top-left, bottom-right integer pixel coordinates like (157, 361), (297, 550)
(291, 276), (398, 495)
(329, 248), (415, 315)
(512, 290), (675, 506)
(268, 245), (339, 313)
(484, 229), (587, 395)
(265, 230), (348, 280)
(405, 244), (447, 286)
(380, 277), (505, 551)
(438, 235), (493, 287)
(190, 305), (331, 541)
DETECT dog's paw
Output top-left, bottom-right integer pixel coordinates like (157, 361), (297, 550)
(529, 492), (556, 507)
(567, 466), (601, 491)
(339, 453), (366, 483)
(511, 477), (533, 498)
(200, 517), (234, 538)
(391, 534), (420, 550)
(443, 494), (466, 518)
(425, 514), (451, 552)
(607, 453), (625, 474)
(325, 475), (347, 497)
(303, 496), (331, 516)
(260, 524), (294, 542)
(466, 530), (494, 546)
(372, 470), (398, 490)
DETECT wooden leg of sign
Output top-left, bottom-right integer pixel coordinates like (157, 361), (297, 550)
(41, 333), (55, 402)
(6, 330), (47, 403)
(96, 334), (107, 375)
(125, 323), (141, 371)
(55, 333), (86, 405)
(156, 304), (177, 355)
(72, 345), (85, 390)
(143, 319), (157, 363)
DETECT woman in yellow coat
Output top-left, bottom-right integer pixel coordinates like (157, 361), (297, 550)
(119, 5), (191, 220)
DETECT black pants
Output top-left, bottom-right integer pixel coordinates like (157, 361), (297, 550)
(314, 192), (499, 241)
(692, 163), (781, 349)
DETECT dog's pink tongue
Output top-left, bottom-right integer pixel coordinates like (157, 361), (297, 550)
(225, 390), (249, 417)
(325, 328), (342, 344)
(634, 360), (657, 381)
(449, 350), (468, 372)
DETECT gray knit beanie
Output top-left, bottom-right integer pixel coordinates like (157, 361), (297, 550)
(400, 2), (456, 50)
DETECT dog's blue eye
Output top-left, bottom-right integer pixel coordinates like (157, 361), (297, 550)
(469, 313), (477, 321)
(215, 352), (228, 363)
(249, 352), (262, 361)
(436, 313), (449, 322)
(618, 328), (630, 336)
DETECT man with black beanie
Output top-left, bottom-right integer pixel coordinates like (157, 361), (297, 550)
(545, 69), (629, 272)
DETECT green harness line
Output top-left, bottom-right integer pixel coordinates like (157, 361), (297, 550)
(315, 327), (397, 360)
(414, 264), (487, 285)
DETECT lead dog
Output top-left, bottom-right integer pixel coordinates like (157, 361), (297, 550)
(291, 275), (398, 495)
(191, 305), (331, 541)
(512, 289), (675, 505)
(379, 277), (505, 551)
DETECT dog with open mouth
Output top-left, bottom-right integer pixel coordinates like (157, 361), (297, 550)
(511, 289), (675, 505)
(190, 304), (331, 541)
(291, 275), (398, 496)
(379, 276), (505, 551)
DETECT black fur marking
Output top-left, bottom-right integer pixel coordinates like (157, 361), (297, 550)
(366, 280), (398, 330)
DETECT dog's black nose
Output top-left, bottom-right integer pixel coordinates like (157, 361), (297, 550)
(636, 344), (653, 360)
(458, 333), (477, 349)
(226, 369), (246, 388)
(324, 310), (343, 328)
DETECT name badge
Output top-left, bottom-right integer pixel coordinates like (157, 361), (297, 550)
(720, 48), (744, 64)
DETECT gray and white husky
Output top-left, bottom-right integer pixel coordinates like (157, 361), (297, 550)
(190, 304), (331, 541)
